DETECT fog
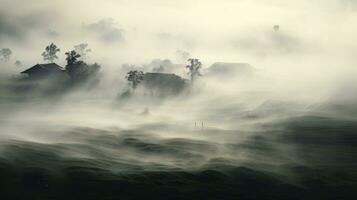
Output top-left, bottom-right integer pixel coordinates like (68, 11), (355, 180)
(1, 0), (357, 199)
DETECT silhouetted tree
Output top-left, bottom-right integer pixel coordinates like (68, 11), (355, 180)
(42, 43), (60, 63)
(126, 70), (144, 89)
(65, 49), (101, 82)
(0, 48), (12, 62)
(74, 43), (91, 61)
(66, 61), (101, 81)
(65, 50), (81, 66)
(186, 58), (202, 82)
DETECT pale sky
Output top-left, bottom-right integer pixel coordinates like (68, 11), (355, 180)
(1, 0), (357, 73)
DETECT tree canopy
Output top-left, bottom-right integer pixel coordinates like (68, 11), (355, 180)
(65, 50), (81, 66)
(42, 43), (60, 63)
(126, 70), (144, 89)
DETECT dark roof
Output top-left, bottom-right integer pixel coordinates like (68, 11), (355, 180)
(144, 72), (182, 79)
(21, 63), (64, 74)
(144, 72), (188, 84)
(143, 72), (188, 93)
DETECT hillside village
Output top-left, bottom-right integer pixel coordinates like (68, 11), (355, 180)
(2, 43), (256, 98)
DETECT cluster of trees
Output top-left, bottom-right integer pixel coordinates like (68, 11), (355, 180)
(5, 42), (202, 94)
(40, 42), (100, 81)
(0, 42), (93, 69)
(41, 42), (91, 64)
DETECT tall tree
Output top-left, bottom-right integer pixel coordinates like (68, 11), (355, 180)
(41, 43), (60, 63)
(74, 43), (91, 61)
(186, 58), (202, 82)
(65, 50), (81, 66)
(0, 48), (12, 62)
(126, 70), (144, 89)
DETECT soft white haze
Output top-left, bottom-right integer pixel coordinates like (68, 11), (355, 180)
(1, 0), (357, 173)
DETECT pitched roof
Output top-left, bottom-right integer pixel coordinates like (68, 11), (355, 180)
(144, 72), (188, 84)
(21, 63), (64, 74)
(143, 72), (187, 92)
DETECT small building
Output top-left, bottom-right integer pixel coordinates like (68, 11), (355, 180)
(142, 72), (188, 96)
(146, 59), (183, 74)
(21, 63), (68, 80)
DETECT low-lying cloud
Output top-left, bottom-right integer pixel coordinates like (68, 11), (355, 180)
(84, 18), (124, 44)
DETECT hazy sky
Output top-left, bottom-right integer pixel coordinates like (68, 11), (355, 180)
(1, 0), (357, 74)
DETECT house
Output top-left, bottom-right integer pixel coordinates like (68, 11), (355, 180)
(142, 72), (188, 96)
(21, 63), (68, 80)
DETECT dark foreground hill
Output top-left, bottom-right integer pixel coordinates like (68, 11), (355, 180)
(0, 113), (356, 200)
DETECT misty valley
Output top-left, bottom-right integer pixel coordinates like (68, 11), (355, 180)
(1, 1), (357, 199)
